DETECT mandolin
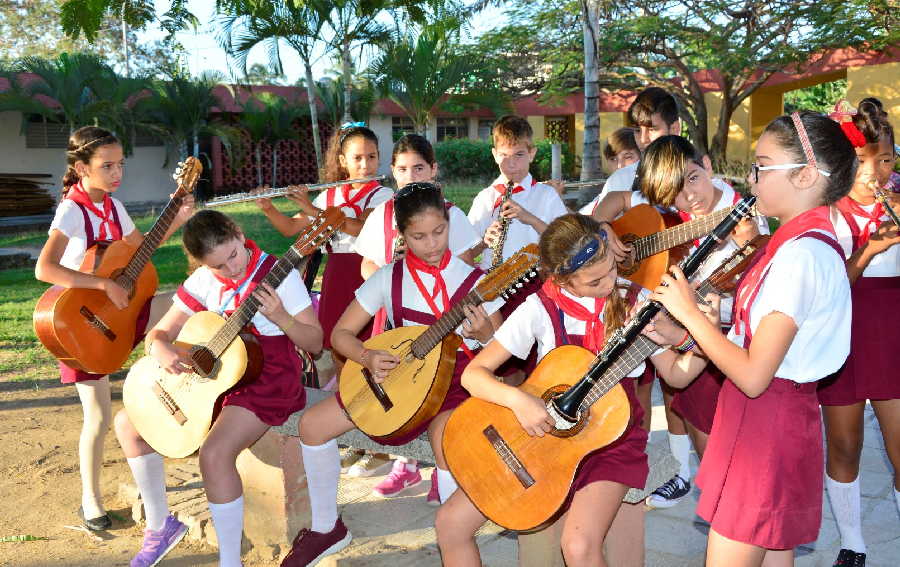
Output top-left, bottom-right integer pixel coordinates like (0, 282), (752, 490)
(442, 197), (756, 531)
(33, 158), (202, 375)
(122, 208), (346, 458)
(339, 244), (541, 443)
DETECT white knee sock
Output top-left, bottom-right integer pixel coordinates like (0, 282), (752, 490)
(436, 468), (458, 504)
(75, 379), (111, 519)
(668, 433), (692, 480)
(825, 475), (866, 553)
(126, 453), (169, 532)
(894, 488), (900, 519)
(209, 496), (244, 567)
(301, 440), (340, 533)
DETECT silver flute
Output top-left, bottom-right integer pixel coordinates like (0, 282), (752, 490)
(561, 178), (607, 188)
(203, 175), (386, 207)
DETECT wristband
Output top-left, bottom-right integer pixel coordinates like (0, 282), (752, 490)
(676, 336), (697, 354)
(673, 329), (691, 350)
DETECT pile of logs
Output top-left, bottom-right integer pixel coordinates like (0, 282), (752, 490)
(0, 173), (55, 217)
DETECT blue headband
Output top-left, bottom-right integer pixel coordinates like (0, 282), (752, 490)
(339, 122), (368, 145)
(558, 232), (607, 275)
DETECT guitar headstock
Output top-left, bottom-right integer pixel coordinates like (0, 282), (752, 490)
(705, 234), (770, 293)
(292, 207), (347, 257)
(478, 243), (541, 301)
(172, 157), (202, 197)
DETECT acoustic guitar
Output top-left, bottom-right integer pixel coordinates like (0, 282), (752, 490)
(339, 244), (541, 443)
(122, 208), (346, 458)
(443, 228), (764, 531)
(610, 203), (739, 289)
(33, 158), (202, 375)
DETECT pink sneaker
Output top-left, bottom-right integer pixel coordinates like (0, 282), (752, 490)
(426, 471), (440, 507)
(373, 460), (422, 497)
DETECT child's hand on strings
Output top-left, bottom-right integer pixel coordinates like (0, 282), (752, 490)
(173, 192), (195, 224)
(360, 348), (400, 383)
(151, 340), (195, 375)
(254, 283), (290, 325)
(597, 223), (632, 263)
(460, 304), (492, 343)
(101, 278), (129, 309)
(511, 391), (554, 437)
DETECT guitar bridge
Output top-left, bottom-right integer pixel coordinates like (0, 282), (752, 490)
(79, 306), (116, 341)
(483, 425), (534, 489)
(152, 382), (187, 425)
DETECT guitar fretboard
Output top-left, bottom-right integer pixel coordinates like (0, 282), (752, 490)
(631, 206), (731, 261)
(119, 197), (183, 288)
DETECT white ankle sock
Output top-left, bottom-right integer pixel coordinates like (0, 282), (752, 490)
(395, 457), (418, 472)
(127, 453), (168, 531)
(209, 496), (244, 567)
(301, 440), (340, 533)
(825, 475), (866, 553)
(894, 487), (900, 519)
(668, 433), (692, 480)
(436, 468), (458, 504)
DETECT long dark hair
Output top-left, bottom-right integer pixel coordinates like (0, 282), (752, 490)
(394, 182), (448, 233)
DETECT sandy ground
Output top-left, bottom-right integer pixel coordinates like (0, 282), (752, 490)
(0, 374), (230, 567)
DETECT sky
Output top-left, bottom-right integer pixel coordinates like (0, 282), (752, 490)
(145, 0), (504, 84)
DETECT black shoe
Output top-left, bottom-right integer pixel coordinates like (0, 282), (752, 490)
(834, 548), (866, 567)
(78, 507), (112, 531)
(645, 474), (691, 509)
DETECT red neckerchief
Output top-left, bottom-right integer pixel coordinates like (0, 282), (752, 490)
(66, 181), (122, 241)
(733, 206), (835, 339)
(214, 239), (264, 308)
(406, 249), (475, 359)
(835, 196), (884, 250)
(492, 177), (537, 210)
(327, 179), (380, 216)
(540, 279), (606, 354)
(384, 198), (397, 264)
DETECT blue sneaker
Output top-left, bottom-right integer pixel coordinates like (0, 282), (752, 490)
(131, 514), (188, 567)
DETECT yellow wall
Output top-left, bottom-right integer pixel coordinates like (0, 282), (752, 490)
(748, 88), (785, 157)
(704, 92), (752, 165)
(847, 61), (900, 132)
(527, 116), (545, 141)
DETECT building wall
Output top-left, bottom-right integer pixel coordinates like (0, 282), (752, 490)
(847, 61), (900, 131)
(366, 115), (396, 178)
(0, 111), (177, 206)
(704, 92), (753, 165)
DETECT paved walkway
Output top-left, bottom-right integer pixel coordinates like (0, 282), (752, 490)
(316, 383), (900, 566)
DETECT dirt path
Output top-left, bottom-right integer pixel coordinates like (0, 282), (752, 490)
(0, 375), (233, 567)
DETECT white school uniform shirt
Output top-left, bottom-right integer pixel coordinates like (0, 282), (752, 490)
(468, 173), (568, 270)
(311, 184), (393, 253)
(354, 255), (505, 352)
(353, 199), (480, 267)
(173, 260), (312, 337)
(726, 232), (851, 383)
(494, 279), (663, 374)
(831, 204), (900, 277)
(578, 162), (639, 216)
(49, 197), (137, 270)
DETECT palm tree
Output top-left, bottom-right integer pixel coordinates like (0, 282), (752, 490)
(218, 0), (329, 171)
(367, 21), (508, 138)
(316, 74), (375, 129)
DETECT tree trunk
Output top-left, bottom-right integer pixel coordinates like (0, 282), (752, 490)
(341, 39), (353, 124)
(255, 144), (262, 187)
(304, 61), (324, 173)
(709, 87), (735, 168)
(581, 0), (602, 182)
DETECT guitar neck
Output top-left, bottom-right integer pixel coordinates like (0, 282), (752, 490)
(633, 206), (731, 261)
(410, 289), (485, 358)
(120, 196), (184, 285)
(582, 335), (659, 406)
(206, 247), (309, 358)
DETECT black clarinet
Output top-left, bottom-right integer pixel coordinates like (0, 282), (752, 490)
(551, 195), (758, 421)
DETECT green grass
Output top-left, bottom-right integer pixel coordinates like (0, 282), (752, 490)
(0, 182), (485, 381)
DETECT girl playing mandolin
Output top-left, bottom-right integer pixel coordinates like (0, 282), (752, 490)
(650, 112), (856, 566)
(34, 126), (194, 532)
(281, 182), (503, 567)
(112, 210), (323, 567)
(436, 213), (708, 567)
(817, 98), (900, 567)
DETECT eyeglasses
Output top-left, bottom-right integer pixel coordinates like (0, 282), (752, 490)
(749, 162), (831, 184)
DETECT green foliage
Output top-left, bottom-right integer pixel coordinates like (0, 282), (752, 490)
(316, 76), (377, 126)
(59, 0), (197, 42)
(784, 80), (848, 114)
(433, 138), (496, 181)
(531, 139), (576, 181)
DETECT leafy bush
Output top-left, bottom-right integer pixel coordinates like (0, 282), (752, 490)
(434, 138), (496, 181)
(531, 139), (576, 180)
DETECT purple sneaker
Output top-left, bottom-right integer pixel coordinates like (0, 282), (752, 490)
(131, 514), (188, 567)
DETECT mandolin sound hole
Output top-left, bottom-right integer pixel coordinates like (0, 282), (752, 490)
(189, 346), (217, 379)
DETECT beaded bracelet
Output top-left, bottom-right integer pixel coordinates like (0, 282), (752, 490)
(673, 330), (691, 350)
(676, 337), (697, 353)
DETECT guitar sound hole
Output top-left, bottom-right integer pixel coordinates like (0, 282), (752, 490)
(190, 347), (217, 378)
(617, 234), (639, 276)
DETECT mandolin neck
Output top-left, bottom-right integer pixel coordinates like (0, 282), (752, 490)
(410, 289), (485, 358)
(632, 206), (731, 261)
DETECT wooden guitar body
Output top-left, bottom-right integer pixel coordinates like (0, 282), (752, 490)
(122, 311), (262, 458)
(339, 325), (461, 443)
(442, 345), (631, 531)
(610, 204), (689, 290)
(33, 240), (158, 374)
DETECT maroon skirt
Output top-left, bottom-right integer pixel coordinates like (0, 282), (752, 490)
(818, 276), (900, 405)
(637, 363), (655, 386)
(221, 334), (306, 426)
(696, 378), (822, 549)
(59, 298), (153, 384)
(671, 366), (725, 435)
(318, 252), (372, 350)
(336, 350), (472, 446)
(569, 377), (649, 495)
